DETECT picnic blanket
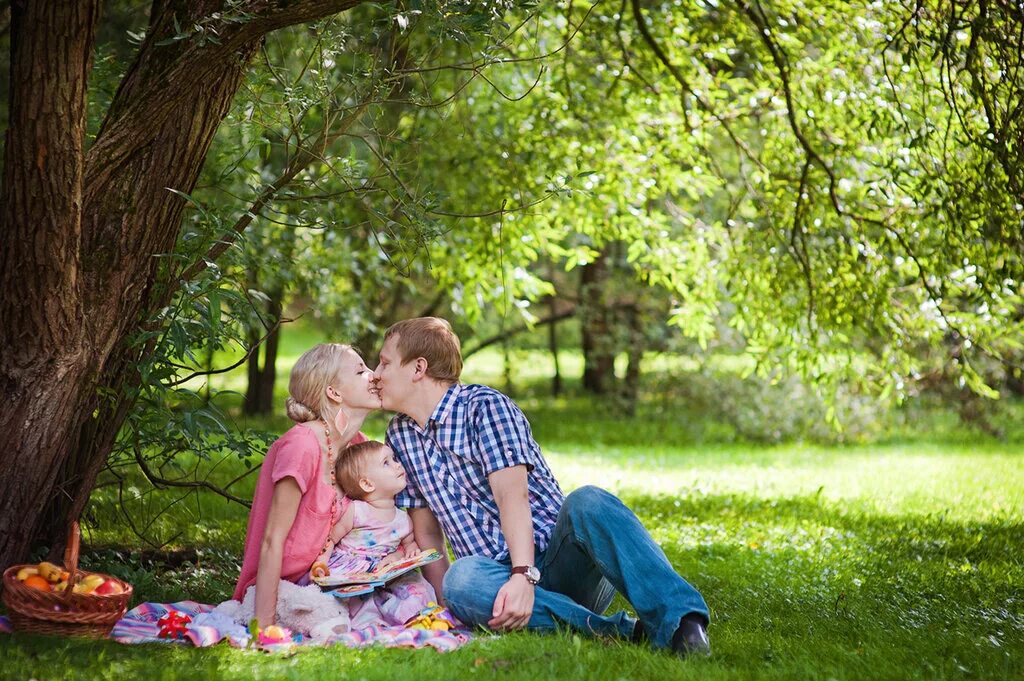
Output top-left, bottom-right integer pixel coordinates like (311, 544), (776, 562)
(110, 600), (469, 652)
(2, 602), (469, 652)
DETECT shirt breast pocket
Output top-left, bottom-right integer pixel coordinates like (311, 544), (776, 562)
(444, 440), (490, 492)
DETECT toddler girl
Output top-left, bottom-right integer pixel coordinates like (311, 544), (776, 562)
(307, 440), (436, 627)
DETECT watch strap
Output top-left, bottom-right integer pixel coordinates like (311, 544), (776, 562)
(511, 565), (539, 584)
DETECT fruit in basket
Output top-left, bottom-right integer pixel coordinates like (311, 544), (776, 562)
(37, 561), (64, 583)
(72, 574), (107, 594)
(16, 566), (39, 581)
(22, 575), (52, 591)
(94, 579), (124, 596)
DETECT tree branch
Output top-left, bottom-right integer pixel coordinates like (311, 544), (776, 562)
(463, 306), (578, 359)
(178, 98), (372, 282)
(132, 437), (252, 508)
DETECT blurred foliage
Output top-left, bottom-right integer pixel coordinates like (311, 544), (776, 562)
(16, 0), (1017, 543)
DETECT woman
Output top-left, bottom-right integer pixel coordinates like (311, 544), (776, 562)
(232, 343), (381, 628)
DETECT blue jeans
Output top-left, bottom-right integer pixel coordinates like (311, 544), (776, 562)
(442, 485), (709, 649)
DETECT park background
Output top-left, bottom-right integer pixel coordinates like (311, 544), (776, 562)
(1, 0), (1023, 679)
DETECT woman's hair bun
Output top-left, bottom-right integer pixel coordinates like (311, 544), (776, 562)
(285, 396), (318, 423)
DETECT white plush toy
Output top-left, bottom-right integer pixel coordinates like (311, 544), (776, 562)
(214, 580), (350, 640)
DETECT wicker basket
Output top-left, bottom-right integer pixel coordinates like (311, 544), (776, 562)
(2, 521), (133, 638)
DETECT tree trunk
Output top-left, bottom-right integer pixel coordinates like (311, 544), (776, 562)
(621, 303), (644, 417)
(244, 325), (262, 414)
(258, 305), (282, 412)
(244, 287), (283, 416)
(580, 248), (616, 394)
(0, 0), (101, 567)
(0, 0), (366, 571)
(548, 294), (563, 397)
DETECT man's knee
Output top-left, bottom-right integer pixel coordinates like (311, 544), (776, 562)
(442, 556), (496, 623)
(565, 485), (617, 515)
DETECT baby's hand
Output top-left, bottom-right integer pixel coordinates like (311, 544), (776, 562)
(403, 541), (421, 557)
(310, 561), (329, 578)
(377, 553), (398, 570)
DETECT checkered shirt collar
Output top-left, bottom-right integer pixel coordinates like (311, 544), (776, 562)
(426, 382), (462, 427)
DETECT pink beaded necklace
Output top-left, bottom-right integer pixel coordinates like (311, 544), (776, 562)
(319, 418), (340, 558)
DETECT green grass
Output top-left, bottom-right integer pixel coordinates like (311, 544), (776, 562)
(3, 420), (1022, 679)
(4, 321), (1022, 678)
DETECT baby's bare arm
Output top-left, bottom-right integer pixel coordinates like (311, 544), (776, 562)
(399, 532), (420, 556)
(329, 501), (355, 543)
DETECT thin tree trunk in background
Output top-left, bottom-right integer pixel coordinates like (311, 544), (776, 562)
(244, 286), (283, 416)
(580, 247), (615, 394)
(622, 303), (643, 417)
(256, 289), (283, 414)
(245, 327), (261, 414)
(548, 294), (563, 397)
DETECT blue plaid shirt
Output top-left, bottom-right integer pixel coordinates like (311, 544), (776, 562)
(386, 384), (565, 562)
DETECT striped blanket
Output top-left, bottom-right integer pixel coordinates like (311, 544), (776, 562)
(113, 601), (470, 652)
(1, 602), (470, 653)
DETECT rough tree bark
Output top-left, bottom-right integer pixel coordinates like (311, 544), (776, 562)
(0, 0), (366, 570)
(0, 0), (102, 567)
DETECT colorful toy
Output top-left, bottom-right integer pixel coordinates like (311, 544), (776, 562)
(257, 624), (292, 645)
(157, 610), (193, 639)
(404, 602), (459, 631)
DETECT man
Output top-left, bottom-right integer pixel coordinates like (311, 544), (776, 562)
(373, 317), (710, 656)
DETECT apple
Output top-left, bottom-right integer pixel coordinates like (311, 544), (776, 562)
(94, 579), (124, 596)
(73, 574), (106, 594)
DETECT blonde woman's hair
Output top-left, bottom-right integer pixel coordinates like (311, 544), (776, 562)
(285, 343), (352, 423)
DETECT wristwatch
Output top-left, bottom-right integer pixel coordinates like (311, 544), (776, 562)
(511, 565), (541, 585)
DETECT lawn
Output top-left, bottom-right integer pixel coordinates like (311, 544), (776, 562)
(2, 327), (1022, 679)
(3, 416), (1022, 679)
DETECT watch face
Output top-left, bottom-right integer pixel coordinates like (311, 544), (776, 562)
(526, 567), (541, 583)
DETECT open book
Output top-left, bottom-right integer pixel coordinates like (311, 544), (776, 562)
(313, 549), (442, 589)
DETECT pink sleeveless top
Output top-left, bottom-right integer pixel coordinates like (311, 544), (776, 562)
(337, 500), (413, 555)
(232, 424), (367, 600)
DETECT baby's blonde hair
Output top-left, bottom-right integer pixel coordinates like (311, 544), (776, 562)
(285, 343), (352, 423)
(334, 440), (387, 500)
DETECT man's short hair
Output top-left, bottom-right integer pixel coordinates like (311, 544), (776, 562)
(384, 317), (462, 384)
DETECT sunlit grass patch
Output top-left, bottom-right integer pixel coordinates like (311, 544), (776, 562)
(10, 377), (1023, 679)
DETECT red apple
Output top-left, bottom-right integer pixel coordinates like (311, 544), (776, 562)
(94, 579), (124, 596)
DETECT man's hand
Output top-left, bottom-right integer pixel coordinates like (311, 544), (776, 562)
(488, 574), (534, 630)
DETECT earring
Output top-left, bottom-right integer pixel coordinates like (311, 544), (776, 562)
(333, 406), (349, 433)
